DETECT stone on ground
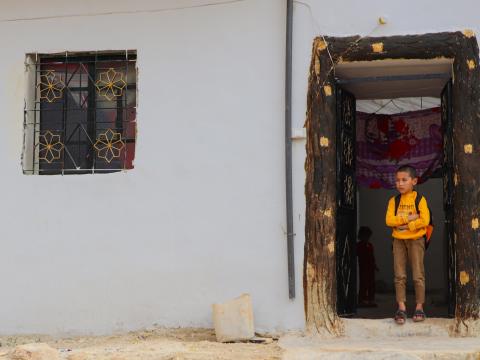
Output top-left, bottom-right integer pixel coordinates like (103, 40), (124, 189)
(9, 343), (60, 360)
(212, 293), (255, 342)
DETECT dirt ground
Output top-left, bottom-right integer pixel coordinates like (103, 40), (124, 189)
(0, 328), (283, 360)
(2, 323), (480, 359)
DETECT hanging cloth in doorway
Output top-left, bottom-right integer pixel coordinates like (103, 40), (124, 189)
(356, 107), (442, 189)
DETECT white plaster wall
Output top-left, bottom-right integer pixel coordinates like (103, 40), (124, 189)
(1, 0), (479, 335)
(0, 0), (308, 335)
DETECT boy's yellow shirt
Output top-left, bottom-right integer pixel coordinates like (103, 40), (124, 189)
(385, 191), (430, 240)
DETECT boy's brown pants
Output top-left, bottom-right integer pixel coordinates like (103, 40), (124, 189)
(393, 238), (425, 304)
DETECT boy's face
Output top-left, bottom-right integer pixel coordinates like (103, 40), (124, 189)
(395, 171), (417, 194)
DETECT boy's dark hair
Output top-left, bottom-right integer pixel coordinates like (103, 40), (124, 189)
(396, 165), (417, 179)
(358, 226), (372, 240)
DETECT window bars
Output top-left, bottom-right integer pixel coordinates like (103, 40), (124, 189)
(23, 51), (137, 175)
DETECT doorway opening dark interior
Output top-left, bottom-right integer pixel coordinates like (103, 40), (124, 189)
(334, 59), (454, 319)
(304, 32), (480, 336)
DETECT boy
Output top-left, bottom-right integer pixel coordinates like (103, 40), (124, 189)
(386, 165), (430, 325)
(357, 226), (379, 307)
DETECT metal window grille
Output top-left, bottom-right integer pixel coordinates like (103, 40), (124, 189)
(23, 51), (137, 175)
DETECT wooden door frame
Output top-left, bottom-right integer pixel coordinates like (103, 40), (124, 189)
(304, 31), (480, 336)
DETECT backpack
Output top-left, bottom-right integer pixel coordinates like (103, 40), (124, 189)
(394, 192), (434, 250)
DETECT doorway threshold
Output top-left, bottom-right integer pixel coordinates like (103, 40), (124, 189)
(279, 318), (480, 359)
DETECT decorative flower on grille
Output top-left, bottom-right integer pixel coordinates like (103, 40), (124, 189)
(343, 99), (354, 127)
(38, 131), (64, 163)
(37, 71), (65, 103)
(343, 137), (353, 167)
(95, 68), (127, 101)
(344, 175), (354, 206)
(94, 129), (125, 163)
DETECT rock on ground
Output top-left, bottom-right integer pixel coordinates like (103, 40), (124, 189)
(9, 343), (60, 360)
(212, 294), (255, 343)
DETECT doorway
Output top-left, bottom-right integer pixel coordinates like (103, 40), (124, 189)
(304, 32), (480, 335)
(355, 98), (450, 319)
(334, 59), (454, 318)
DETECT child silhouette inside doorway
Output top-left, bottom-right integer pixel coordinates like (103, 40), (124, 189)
(357, 226), (379, 307)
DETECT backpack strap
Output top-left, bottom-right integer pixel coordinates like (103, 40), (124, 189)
(394, 194), (401, 215)
(415, 191), (423, 213)
(416, 191), (433, 226)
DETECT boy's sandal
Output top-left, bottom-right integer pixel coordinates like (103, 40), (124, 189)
(413, 309), (426, 322)
(394, 309), (407, 325)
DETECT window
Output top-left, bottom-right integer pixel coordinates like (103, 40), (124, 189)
(23, 51), (137, 175)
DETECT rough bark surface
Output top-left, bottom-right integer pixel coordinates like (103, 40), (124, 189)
(304, 32), (480, 335)
(304, 38), (344, 336)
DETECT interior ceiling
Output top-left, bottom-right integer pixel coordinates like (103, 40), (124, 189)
(335, 58), (454, 100)
(356, 97), (440, 114)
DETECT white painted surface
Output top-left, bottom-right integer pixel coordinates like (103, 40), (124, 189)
(0, 0), (475, 334)
(335, 59), (453, 99)
(0, 0), (305, 335)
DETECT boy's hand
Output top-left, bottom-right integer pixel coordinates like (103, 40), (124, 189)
(408, 214), (419, 221)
